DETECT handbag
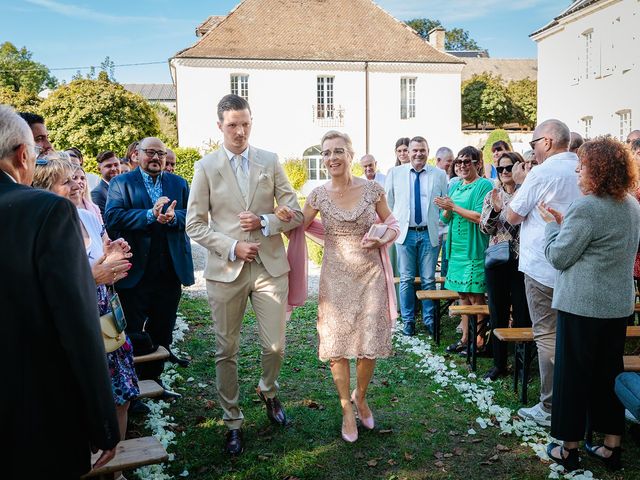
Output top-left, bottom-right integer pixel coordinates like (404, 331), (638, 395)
(484, 241), (511, 269)
(100, 289), (127, 353)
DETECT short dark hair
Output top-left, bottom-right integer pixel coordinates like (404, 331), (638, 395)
(450, 146), (482, 177)
(18, 112), (45, 127)
(410, 136), (428, 146)
(395, 137), (410, 149)
(491, 140), (510, 153)
(66, 147), (83, 162)
(217, 94), (251, 121)
(96, 150), (117, 164)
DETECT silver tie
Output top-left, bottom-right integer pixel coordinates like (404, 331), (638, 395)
(234, 155), (248, 200)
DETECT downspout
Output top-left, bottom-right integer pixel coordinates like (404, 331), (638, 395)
(365, 61), (370, 154)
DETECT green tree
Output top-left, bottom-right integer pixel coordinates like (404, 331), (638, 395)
(461, 73), (512, 129)
(40, 77), (159, 158)
(173, 147), (202, 181)
(0, 86), (42, 112)
(150, 102), (178, 147)
(405, 19), (482, 51)
(0, 42), (57, 93)
(508, 78), (537, 129)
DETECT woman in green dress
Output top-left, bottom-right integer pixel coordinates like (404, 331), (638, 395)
(435, 146), (493, 353)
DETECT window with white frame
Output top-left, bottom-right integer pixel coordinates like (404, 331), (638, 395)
(230, 74), (249, 100)
(400, 77), (416, 119)
(306, 155), (329, 181)
(583, 30), (593, 79)
(317, 76), (334, 119)
(581, 116), (592, 139)
(617, 110), (632, 141)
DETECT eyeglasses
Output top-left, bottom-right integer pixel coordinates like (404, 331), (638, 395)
(453, 158), (477, 166)
(496, 165), (514, 174)
(526, 160), (539, 166)
(140, 149), (167, 158)
(321, 148), (346, 158)
(35, 158), (49, 166)
(529, 137), (547, 149)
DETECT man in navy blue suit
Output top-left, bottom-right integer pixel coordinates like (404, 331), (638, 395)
(105, 137), (195, 376)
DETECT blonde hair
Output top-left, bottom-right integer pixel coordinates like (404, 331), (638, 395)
(32, 155), (75, 191)
(321, 130), (355, 159)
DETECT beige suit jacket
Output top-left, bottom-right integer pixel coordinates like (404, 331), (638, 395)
(186, 146), (302, 283)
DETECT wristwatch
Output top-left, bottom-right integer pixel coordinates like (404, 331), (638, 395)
(260, 216), (267, 228)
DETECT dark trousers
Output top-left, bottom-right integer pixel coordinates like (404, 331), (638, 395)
(117, 267), (182, 351)
(551, 310), (628, 440)
(485, 257), (531, 370)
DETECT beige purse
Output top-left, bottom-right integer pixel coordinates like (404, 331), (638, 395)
(100, 312), (126, 353)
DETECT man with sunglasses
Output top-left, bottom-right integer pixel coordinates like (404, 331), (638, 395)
(506, 119), (580, 427)
(104, 137), (195, 388)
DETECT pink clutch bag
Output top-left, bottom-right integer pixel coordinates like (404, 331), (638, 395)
(367, 223), (387, 239)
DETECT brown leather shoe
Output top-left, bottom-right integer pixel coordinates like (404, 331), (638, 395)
(224, 429), (243, 456)
(256, 388), (288, 426)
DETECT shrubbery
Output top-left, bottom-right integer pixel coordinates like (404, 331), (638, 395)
(482, 129), (512, 172)
(173, 147), (202, 182)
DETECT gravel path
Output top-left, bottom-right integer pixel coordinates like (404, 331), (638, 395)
(184, 241), (320, 299)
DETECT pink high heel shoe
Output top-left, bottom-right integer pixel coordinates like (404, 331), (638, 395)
(341, 414), (358, 443)
(351, 389), (375, 430)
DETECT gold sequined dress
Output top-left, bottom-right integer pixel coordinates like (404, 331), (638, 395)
(306, 181), (392, 361)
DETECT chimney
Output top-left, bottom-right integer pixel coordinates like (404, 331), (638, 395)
(428, 27), (446, 51)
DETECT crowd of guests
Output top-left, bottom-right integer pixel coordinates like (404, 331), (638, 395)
(3, 96), (640, 477)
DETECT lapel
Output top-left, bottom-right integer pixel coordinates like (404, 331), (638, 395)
(161, 173), (176, 206)
(215, 148), (246, 209)
(246, 146), (265, 209)
(132, 169), (153, 209)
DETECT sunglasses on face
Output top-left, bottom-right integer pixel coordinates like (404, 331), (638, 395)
(453, 158), (476, 166)
(492, 147), (504, 153)
(496, 164), (514, 174)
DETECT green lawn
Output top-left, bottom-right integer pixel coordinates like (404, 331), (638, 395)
(130, 297), (640, 480)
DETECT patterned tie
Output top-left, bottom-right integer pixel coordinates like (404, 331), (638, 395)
(414, 169), (423, 225)
(234, 154), (248, 200)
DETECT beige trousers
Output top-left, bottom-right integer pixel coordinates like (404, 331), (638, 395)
(524, 274), (557, 413)
(206, 261), (288, 430)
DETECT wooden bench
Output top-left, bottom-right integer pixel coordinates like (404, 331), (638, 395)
(448, 305), (490, 372)
(492, 326), (640, 404)
(416, 289), (459, 345)
(83, 437), (168, 479)
(624, 356), (640, 372)
(134, 345), (170, 365)
(138, 379), (164, 399)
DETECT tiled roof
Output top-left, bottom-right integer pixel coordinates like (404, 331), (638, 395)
(196, 15), (226, 37)
(530, 0), (601, 37)
(122, 84), (176, 101)
(461, 58), (537, 82)
(174, 0), (462, 64)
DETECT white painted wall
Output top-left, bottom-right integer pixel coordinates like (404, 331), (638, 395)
(534, 0), (640, 140)
(173, 59), (464, 190)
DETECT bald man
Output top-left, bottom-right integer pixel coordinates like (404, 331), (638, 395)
(507, 119), (581, 427)
(360, 154), (386, 186)
(627, 130), (640, 145)
(105, 137), (195, 378)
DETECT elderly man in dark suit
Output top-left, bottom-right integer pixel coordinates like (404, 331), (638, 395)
(105, 137), (194, 381)
(0, 105), (119, 478)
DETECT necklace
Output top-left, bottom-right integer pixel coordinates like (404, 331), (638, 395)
(335, 178), (352, 198)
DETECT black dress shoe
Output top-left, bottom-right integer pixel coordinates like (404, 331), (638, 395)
(483, 366), (508, 381)
(129, 398), (150, 415)
(168, 351), (191, 368)
(256, 388), (288, 426)
(156, 379), (182, 400)
(224, 429), (244, 456)
(402, 323), (415, 336)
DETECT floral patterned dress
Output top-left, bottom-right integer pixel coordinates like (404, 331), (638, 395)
(307, 181), (392, 361)
(79, 209), (139, 406)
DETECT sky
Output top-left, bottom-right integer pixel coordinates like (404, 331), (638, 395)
(0, 0), (569, 85)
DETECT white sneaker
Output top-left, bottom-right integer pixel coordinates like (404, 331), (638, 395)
(517, 403), (551, 427)
(626, 409), (640, 424)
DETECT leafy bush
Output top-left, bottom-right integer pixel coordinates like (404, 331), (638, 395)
(173, 147), (202, 182)
(0, 86), (42, 112)
(151, 102), (178, 148)
(282, 158), (308, 191)
(508, 79), (537, 130)
(40, 77), (159, 158)
(482, 129), (512, 170)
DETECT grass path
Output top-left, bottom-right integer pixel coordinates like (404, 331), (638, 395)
(130, 297), (640, 480)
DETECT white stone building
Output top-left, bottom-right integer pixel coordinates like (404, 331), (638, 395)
(531, 0), (639, 140)
(170, 0), (464, 192)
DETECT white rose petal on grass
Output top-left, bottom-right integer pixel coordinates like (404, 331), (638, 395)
(467, 428), (476, 435)
(179, 470), (189, 477)
(186, 377), (195, 382)
(476, 417), (488, 429)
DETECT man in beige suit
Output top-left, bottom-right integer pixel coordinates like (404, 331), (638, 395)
(186, 95), (302, 455)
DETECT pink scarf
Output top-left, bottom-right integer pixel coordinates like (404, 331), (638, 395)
(287, 215), (400, 324)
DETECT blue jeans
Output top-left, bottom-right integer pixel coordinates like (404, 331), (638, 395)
(615, 372), (640, 420)
(397, 229), (439, 328)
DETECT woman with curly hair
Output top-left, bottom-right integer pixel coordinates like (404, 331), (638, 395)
(539, 137), (640, 472)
